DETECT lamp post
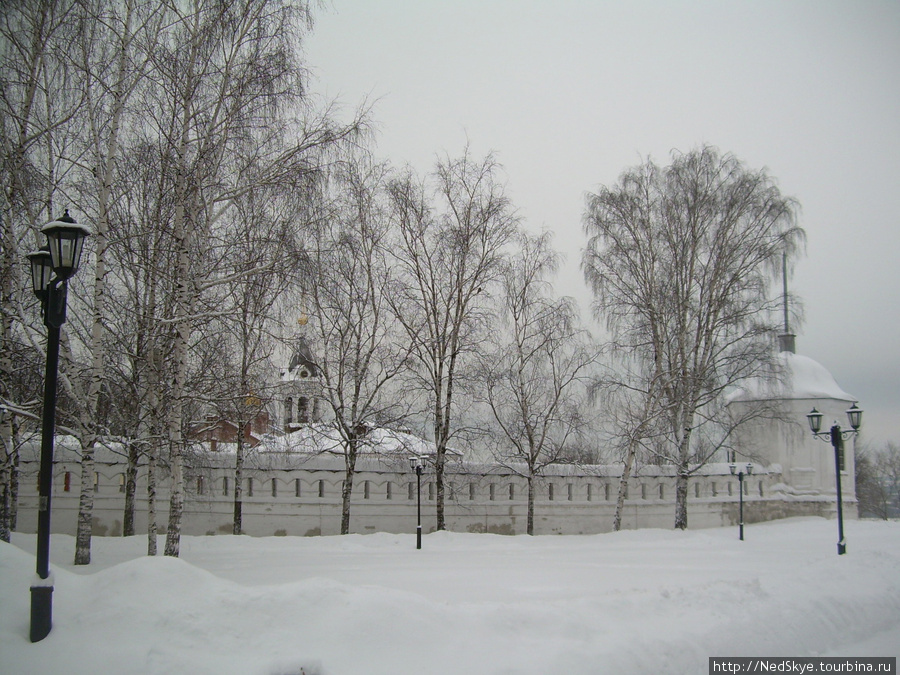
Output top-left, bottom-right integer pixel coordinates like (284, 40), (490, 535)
(26, 210), (91, 642)
(408, 456), (424, 549)
(729, 462), (753, 541)
(806, 403), (863, 556)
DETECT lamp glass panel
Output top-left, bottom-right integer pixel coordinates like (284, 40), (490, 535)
(73, 233), (85, 268)
(59, 235), (75, 267)
(39, 260), (52, 291)
(30, 254), (52, 294)
(846, 404), (863, 430)
(807, 408), (823, 434)
(49, 230), (85, 275)
(46, 232), (61, 270)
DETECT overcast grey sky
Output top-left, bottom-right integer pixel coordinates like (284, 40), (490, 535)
(305, 0), (900, 447)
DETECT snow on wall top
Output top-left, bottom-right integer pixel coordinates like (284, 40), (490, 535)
(728, 351), (856, 403)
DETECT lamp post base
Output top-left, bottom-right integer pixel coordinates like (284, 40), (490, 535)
(838, 540), (846, 555)
(30, 584), (53, 642)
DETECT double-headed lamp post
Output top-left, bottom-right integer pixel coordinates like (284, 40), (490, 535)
(408, 456), (424, 550)
(26, 210), (91, 643)
(728, 462), (753, 541)
(806, 403), (863, 556)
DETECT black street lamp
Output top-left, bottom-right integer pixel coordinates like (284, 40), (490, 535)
(729, 462), (753, 541)
(806, 403), (863, 556)
(26, 210), (91, 642)
(408, 456), (424, 550)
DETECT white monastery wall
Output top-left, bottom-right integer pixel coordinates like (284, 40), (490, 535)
(11, 442), (852, 539)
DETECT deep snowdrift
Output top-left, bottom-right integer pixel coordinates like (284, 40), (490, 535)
(2, 518), (898, 674)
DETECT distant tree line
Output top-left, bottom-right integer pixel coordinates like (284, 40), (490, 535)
(856, 442), (900, 519)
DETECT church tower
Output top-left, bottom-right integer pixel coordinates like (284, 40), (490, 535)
(279, 331), (324, 433)
(727, 255), (860, 511)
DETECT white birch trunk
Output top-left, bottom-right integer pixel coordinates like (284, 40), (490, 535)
(340, 435), (359, 535)
(0, 211), (14, 543)
(674, 425), (693, 530)
(0, 459), (10, 543)
(613, 439), (638, 532)
(233, 427), (244, 535)
(73, 0), (136, 565)
(73, 442), (95, 564)
(147, 444), (158, 556)
(161, 15), (198, 555)
(526, 474), (535, 536)
(164, 252), (190, 558)
(9, 417), (19, 531)
(123, 440), (138, 536)
(145, 338), (160, 557)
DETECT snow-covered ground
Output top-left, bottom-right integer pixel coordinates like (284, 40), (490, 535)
(2, 517), (898, 674)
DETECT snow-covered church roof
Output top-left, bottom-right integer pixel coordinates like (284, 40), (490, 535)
(730, 259), (856, 405)
(728, 351), (855, 403)
(782, 352), (855, 400)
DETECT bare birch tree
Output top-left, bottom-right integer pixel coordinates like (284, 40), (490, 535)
(141, 0), (359, 557)
(480, 231), (594, 535)
(104, 138), (179, 555)
(148, 0), (284, 557)
(217, 187), (296, 536)
(64, 0), (166, 565)
(590, 365), (668, 531)
(306, 156), (411, 534)
(390, 148), (518, 530)
(582, 146), (803, 530)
